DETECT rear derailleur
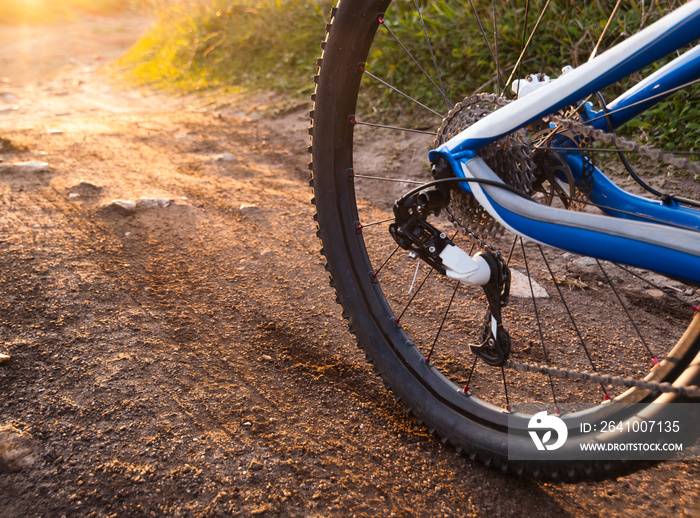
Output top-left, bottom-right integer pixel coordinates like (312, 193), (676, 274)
(389, 178), (511, 366)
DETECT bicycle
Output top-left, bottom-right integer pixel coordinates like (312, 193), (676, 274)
(309, 0), (700, 480)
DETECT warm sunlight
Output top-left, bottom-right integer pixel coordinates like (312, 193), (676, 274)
(0, 0), (134, 25)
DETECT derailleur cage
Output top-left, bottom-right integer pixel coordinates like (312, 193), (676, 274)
(389, 185), (513, 366)
(470, 251), (512, 366)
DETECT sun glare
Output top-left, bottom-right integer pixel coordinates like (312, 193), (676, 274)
(1, 0), (128, 25)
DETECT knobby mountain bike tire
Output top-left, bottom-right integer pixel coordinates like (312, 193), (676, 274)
(309, 0), (700, 480)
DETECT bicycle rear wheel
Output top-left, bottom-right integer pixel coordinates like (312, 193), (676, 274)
(310, 0), (700, 480)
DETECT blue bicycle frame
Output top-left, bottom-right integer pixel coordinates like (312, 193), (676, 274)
(429, 1), (700, 285)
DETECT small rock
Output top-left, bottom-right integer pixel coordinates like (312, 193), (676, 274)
(0, 425), (38, 473)
(239, 203), (256, 211)
(137, 197), (171, 209)
(249, 459), (263, 471)
(12, 161), (49, 174)
(0, 353), (9, 364)
(573, 256), (597, 267)
(68, 193), (80, 200)
(510, 270), (549, 299)
(110, 200), (137, 212)
(646, 289), (665, 298)
(242, 422), (252, 427)
(213, 153), (237, 162)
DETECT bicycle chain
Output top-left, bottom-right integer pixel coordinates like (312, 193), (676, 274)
(505, 359), (700, 398)
(548, 115), (700, 176)
(436, 97), (700, 398)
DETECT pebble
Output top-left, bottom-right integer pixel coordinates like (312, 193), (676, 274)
(509, 270), (549, 299)
(110, 200), (136, 212)
(646, 289), (665, 298)
(213, 153), (237, 162)
(572, 256), (597, 267)
(137, 197), (171, 209)
(0, 353), (9, 364)
(12, 161), (50, 174)
(105, 197), (187, 213)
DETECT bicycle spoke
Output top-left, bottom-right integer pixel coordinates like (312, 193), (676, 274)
(467, 0), (505, 94)
(395, 268), (433, 324)
(463, 356), (479, 394)
(378, 16), (450, 106)
(372, 244), (401, 279)
(613, 263), (698, 310)
(538, 245), (610, 400)
(521, 238), (560, 413)
(511, 0), (530, 98)
(408, 259), (420, 295)
(353, 174), (424, 185)
(362, 69), (445, 118)
(596, 259), (658, 364)
(491, 0), (502, 97)
(357, 217), (395, 229)
(589, 0), (623, 61)
(425, 281), (460, 363)
(352, 118), (436, 135)
(501, 365), (511, 412)
(504, 0), (553, 93)
(413, 0), (452, 110)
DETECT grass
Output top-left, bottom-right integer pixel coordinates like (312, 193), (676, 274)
(117, 0), (333, 93)
(0, 0), (140, 25)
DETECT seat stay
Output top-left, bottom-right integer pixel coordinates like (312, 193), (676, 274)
(461, 157), (700, 285)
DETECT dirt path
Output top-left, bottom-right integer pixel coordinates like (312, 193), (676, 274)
(0, 13), (698, 518)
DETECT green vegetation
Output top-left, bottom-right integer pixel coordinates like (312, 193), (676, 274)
(118, 0), (697, 153)
(0, 0), (139, 24)
(119, 0), (332, 93)
(362, 0), (695, 146)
